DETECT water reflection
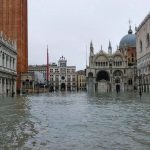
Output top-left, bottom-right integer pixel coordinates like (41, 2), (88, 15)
(0, 96), (37, 149)
(0, 92), (150, 149)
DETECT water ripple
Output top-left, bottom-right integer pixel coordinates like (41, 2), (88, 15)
(0, 92), (150, 149)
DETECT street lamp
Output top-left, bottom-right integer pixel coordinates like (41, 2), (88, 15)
(139, 74), (142, 99)
(12, 73), (14, 97)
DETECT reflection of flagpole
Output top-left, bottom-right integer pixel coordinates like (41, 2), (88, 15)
(46, 45), (49, 85)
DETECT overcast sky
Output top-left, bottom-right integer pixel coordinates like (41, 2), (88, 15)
(28, 0), (150, 70)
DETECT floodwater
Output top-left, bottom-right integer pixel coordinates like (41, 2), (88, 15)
(0, 92), (150, 150)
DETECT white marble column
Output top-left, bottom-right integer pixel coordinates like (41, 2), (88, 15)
(122, 82), (124, 92)
(66, 82), (67, 91)
(32, 81), (35, 93)
(54, 83), (56, 91)
(10, 57), (13, 70)
(14, 80), (16, 95)
(0, 52), (2, 66)
(14, 58), (17, 71)
(0, 78), (2, 95)
(71, 75), (73, 91)
(4, 78), (6, 94)
(3, 54), (6, 68)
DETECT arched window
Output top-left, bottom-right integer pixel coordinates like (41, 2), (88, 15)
(115, 78), (120, 83)
(146, 33), (150, 47)
(88, 72), (93, 78)
(128, 79), (132, 85)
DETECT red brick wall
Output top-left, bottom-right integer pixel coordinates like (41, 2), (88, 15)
(0, 0), (28, 90)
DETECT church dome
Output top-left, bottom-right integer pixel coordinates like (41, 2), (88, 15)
(119, 26), (136, 49)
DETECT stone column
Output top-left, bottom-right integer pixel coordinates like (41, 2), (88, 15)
(54, 83), (56, 91)
(14, 58), (17, 71)
(11, 57), (13, 70)
(4, 54), (6, 68)
(71, 75), (73, 91)
(121, 82), (124, 92)
(71, 83), (73, 91)
(0, 52), (2, 66)
(20, 80), (23, 95)
(4, 78), (6, 94)
(14, 80), (17, 95)
(0, 78), (2, 95)
(10, 79), (12, 95)
(66, 82), (67, 91)
(7, 56), (9, 69)
(59, 83), (61, 91)
(32, 81), (35, 93)
(7, 79), (10, 94)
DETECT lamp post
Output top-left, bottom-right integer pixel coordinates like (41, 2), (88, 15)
(11, 73), (14, 97)
(139, 74), (142, 99)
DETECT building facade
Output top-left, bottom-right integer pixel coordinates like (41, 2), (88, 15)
(29, 56), (76, 91)
(86, 26), (137, 93)
(0, 32), (17, 95)
(0, 0), (28, 91)
(136, 12), (150, 92)
(20, 72), (34, 94)
(76, 70), (86, 91)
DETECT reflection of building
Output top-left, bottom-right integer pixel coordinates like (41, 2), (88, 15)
(0, 32), (17, 95)
(29, 56), (76, 91)
(136, 13), (150, 92)
(76, 70), (86, 91)
(0, 0), (28, 91)
(86, 26), (137, 93)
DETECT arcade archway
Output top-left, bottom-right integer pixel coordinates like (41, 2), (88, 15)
(96, 71), (110, 92)
(61, 83), (66, 91)
(96, 70), (110, 81)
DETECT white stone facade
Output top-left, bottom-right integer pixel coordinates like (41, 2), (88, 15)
(136, 13), (150, 92)
(0, 32), (17, 95)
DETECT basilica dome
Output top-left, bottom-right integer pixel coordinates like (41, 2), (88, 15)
(119, 26), (136, 49)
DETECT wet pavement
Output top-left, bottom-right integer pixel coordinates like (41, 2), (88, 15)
(0, 92), (150, 150)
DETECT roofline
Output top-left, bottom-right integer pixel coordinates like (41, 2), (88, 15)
(136, 12), (150, 32)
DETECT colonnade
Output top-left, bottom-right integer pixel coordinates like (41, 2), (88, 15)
(0, 77), (16, 95)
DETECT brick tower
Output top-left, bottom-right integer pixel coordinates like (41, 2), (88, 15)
(0, 0), (28, 92)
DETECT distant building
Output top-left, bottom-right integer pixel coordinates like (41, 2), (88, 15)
(76, 70), (86, 91)
(86, 26), (137, 93)
(0, 32), (17, 95)
(29, 56), (76, 91)
(136, 12), (150, 92)
(28, 64), (48, 82)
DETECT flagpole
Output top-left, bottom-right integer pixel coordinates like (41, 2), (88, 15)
(47, 45), (49, 88)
